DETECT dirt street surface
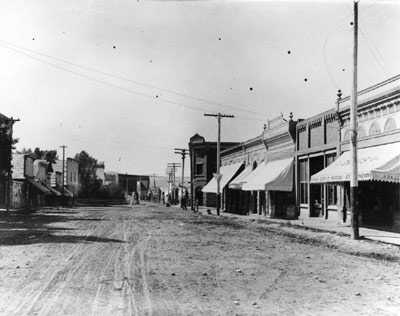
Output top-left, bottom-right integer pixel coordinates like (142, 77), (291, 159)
(0, 204), (399, 316)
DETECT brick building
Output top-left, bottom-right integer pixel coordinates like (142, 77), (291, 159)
(311, 75), (400, 232)
(188, 134), (239, 208)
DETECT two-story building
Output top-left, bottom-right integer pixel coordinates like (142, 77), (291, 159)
(218, 113), (297, 218)
(52, 158), (79, 205)
(311, 75), (400, 232)
(188, 133), (239, 209)
(295, 108), (341, 220)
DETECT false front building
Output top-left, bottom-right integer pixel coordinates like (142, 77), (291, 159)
(310, 75), (400, 232)
(202, 113), (297, 218)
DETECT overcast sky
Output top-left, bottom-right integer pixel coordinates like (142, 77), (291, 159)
(1, 0), (399, 176)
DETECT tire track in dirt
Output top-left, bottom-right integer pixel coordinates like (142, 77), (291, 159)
(89, 244), (123, 316)
(50, 222), (120, 315)
(42, 215), (131, 316)
(31, 224), (117, 316)
(1, 223), (99, 316)
(137, 231), (153, 316)
(119, 219), (139, 316)
(104, 217), (150, 316)
(5, 215), (129, 316)
(84, 215), (136, 316)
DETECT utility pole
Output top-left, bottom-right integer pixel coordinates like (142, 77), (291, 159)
(167, 162), (181, 204)
(148, 173), (157, 201)
(336, 90), (346, 223)
(204, 112), (234, 216)
(5, 117), (20, 215)
(350, 0), (360, 239)
(60, 145), (68, 207)
(174, 148), (188, 209)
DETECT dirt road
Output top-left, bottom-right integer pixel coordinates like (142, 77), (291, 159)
(0, 204), (399, 316)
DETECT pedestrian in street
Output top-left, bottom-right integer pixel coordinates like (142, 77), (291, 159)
(182, 195), (187, 211)
(130, 191), (135, 207)
(134, 191), (139, 205)
(195, 198), (199, 212)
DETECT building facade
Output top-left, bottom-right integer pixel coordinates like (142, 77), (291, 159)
(309, 75), (400, 232)
(188, 133), (239, 208)
(295, 109), (341, 219)
(218, 114), (297, 218)
(104, 172), (150, 199)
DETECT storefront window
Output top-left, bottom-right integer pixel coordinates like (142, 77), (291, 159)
(326, 154), (337, 206)
(299, 160), (308, 204)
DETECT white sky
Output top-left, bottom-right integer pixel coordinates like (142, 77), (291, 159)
(1, 0), (399, 176)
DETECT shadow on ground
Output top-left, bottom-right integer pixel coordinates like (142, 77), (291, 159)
(0, 209), (123, 246)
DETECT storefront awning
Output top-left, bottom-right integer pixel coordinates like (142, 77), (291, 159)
(202, 162), (243, 193)
(45, 185), (62, 196)
(310, 142), (400, 184)
(229, 164), (253, 189)
(28, 179), (51, 194)
(62, 187), (74, 197)
(242, 158), (294, 191)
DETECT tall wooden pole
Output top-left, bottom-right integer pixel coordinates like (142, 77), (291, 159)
(350, 1), (360, 239)
(175, 149), (188, 209)
(204, 113), (234, 216)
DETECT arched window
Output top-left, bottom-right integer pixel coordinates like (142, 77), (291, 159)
(369, 122), (381, 135)
(384, 118), (397, 132)
(357, 126), (366, 138)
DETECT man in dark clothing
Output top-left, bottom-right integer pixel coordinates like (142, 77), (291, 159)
(182, 195), (187, 210)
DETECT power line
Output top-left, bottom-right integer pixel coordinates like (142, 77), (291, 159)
(0, 39), (275, 119)
(345, 1), (400, 92)
(20, 124), (181, 153)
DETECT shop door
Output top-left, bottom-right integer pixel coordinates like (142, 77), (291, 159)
(275, 191), (286, 217)
(310, 156), (324, 217)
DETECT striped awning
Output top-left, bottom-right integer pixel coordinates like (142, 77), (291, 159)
(242, 158), (294, 191)
(310, 143), (400, 183)
(228, 164), (253, 189)
(202, 163), (243, 193)
(28, 179), (51, 194)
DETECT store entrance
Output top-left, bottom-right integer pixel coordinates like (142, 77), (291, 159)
(310, 156), (324, 217)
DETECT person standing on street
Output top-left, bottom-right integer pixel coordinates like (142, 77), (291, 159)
(182, 194), (187, 210)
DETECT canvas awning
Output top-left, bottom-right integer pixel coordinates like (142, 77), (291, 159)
(310, 142), (400, 184)
(28, 179), (51, 194)
(45, 185), (62, 196)
(61, 187), (74, 197)
(202, 162), (243, 193)
(242, 158), (294, 191)
(229, 164), (253, 189)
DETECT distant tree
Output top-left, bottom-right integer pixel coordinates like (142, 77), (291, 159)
(95, 184), (125, 200)
(0, 121), (18, 177)
(74, 151), (102, 198)
(32, 147), (58, 163)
